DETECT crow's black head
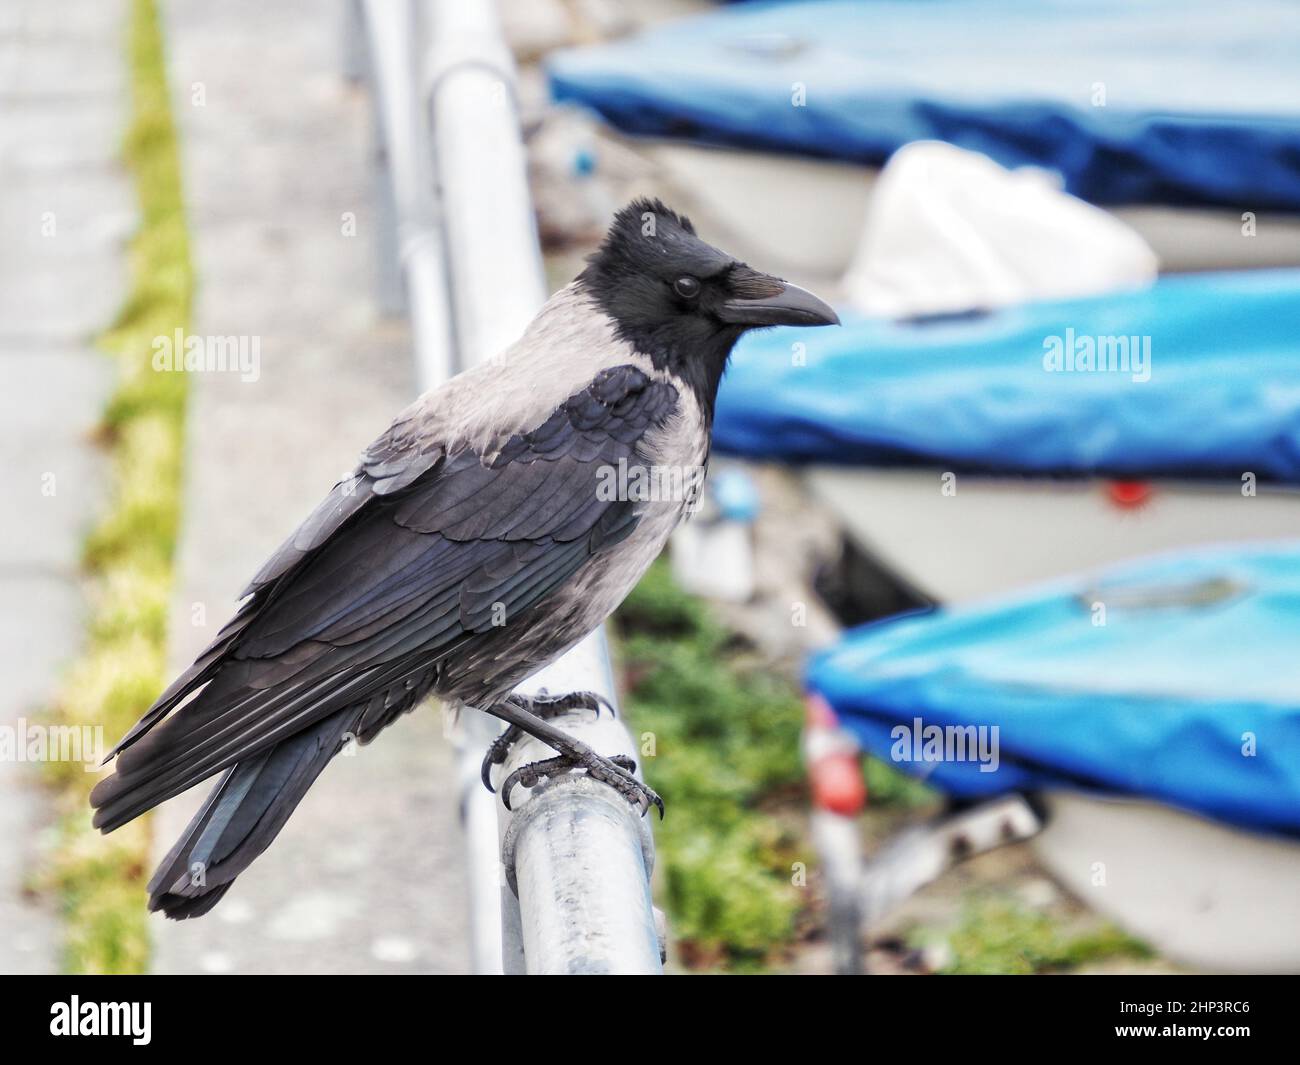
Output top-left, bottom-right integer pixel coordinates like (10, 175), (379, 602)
(578, 198), (838, 411)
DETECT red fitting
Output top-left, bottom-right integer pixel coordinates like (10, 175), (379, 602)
(804, 694), (867, 815)
(1106, 480), (1153, 509)
(811, 751), (868, 815)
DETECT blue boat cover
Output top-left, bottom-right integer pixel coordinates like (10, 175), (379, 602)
(548, 0), (1300, 209)
(807, 543), (1300, 836)
(712, 270), (1300, 483)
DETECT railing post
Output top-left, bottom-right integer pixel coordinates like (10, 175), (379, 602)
(362, 0), (662, 974)
(360, 0), (498, 971)
(422, 0), (662, 975)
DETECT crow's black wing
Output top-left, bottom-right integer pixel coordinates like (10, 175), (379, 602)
(91, 365), (677, 831)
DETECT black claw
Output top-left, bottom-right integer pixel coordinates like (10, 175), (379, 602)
(500, 766), (522, 810)
(480, 726), (521, 793)
(482, 691), (617, 794)
(500, 756), (566, 812)
(495, 749), (664, 821)
(526, 689), (614, 721)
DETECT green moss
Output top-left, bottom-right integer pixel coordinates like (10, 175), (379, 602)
(615, 560), (941, 967)
(615, 561), (807, 967)
(922, 895), (1153, 975)
(41, 0), (192, 974)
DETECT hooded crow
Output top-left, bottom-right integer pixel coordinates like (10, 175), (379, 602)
(90, 198), (838, 918)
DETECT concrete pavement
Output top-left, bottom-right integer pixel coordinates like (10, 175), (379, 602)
(147, 0), (470, 973)
(0, 0), (132, 975)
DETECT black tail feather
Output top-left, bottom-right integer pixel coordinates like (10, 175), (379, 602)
(147, 706), (360, 919)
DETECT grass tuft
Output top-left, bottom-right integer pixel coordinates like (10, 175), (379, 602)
(616, 561), (808, 968)
(923, 895), (1153, 975)
(616, 560), (938, 969)
(40, 0), (192, 974)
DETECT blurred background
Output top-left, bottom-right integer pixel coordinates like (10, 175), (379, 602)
(3, 0), (1298, 975)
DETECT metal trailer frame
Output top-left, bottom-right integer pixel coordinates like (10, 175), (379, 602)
(352, 0), (662, 975)
(803, 693), (1043, 974)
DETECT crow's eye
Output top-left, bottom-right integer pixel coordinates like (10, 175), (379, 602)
(673, 276), (701, 300)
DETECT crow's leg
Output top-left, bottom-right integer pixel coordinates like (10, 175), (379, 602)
(478, 694), (663, 819)
(479, 690), (612, 790)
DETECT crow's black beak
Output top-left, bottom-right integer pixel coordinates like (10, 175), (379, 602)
(719, 280), (840, 328)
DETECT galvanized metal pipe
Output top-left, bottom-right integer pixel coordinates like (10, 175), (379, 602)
(359, 0), (661, 977)
(420, 0), (662, 974)
(360, 0), (502, 972)
(361, 0), (455, 382)
(423, 3), (544, 359)
(502, 775), (660, 974)
(860, 794), (1043, 926)
(811, 809), (866, 975)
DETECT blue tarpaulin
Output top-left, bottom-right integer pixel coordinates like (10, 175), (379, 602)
(712, 270), (1300, 483)
(548, 0), (1300, 209)
(807, 543), (1300, 836)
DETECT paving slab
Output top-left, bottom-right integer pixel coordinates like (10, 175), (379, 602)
(0, 0), (129, 976)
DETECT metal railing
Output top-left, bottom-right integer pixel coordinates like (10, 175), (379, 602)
(353, 0), (662, 975)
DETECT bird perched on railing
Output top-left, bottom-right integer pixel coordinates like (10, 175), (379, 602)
(90, 198), (838, 918)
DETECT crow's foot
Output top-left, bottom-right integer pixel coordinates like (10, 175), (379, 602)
(500, 750), (664, 819)
(479, 690), (612, 792)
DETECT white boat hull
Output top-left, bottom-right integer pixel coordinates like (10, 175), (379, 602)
(808, 470), (1300, 605)
(1033, 792), (1300, 973)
